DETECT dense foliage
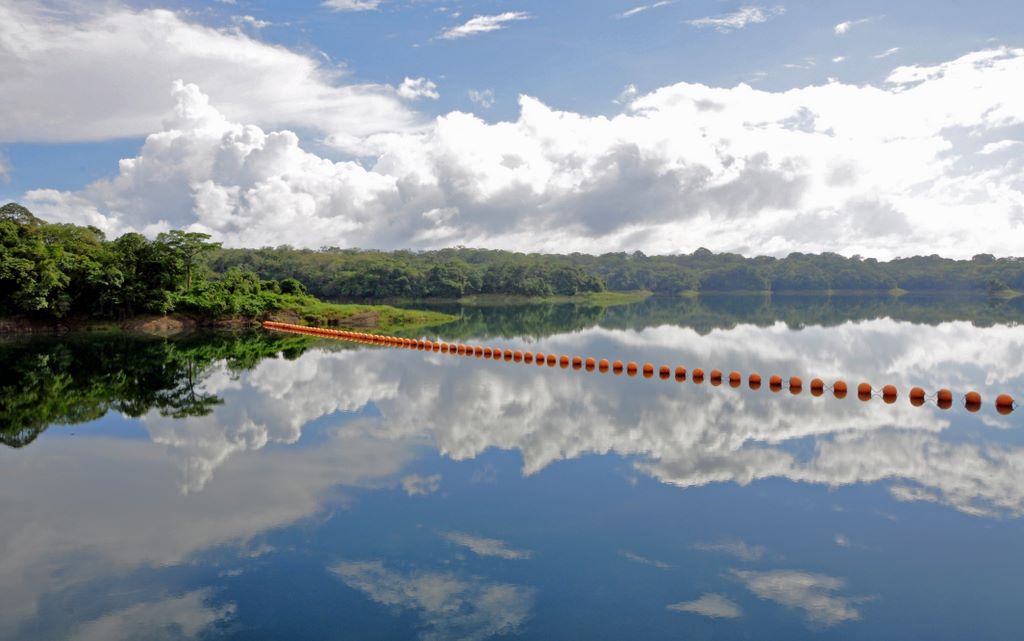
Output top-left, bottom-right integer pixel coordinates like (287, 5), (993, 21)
(0, 203), (351, 320)
(211, 245), (1024, 300)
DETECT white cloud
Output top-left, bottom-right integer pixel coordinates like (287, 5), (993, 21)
(834, 533), (850, 547)
(0, 3), (415, 147)
(0, 151), (9, 182)
(621, 550), (672, 568)
(232, 14), (271, 29)
(402, 473), (442, 495)
(874, 47), (900, 59)
(688, 6), (785, 32)
(979, 139), (1022, 155)
(442, 531), (533, 559)
(834, 18), (871, 35)
(322, 0), (383, 10)
(692, 540), (765, 561)
(398, 77), (440, 101)
(468, 88), (496, 108)
(832, 56), (846, 63)
(439, 12), (530, 40)
(619, 1), (674, 19)
(67, 591), (233, 641)
(331, 560), (534, 640)
(668, 593), (743, 618)
(733, 569), (868, 627)
(22, 47), (1024, 258)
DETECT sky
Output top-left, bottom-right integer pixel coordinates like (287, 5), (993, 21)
(0, 0), (1022, 257)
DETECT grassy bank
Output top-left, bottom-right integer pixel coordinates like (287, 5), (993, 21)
(272, 297), (456, 333)
(454, 290), (652, 306)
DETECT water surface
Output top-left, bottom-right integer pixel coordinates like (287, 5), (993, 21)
(2, 296), (1023, 640)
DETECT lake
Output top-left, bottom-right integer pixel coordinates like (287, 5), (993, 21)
(2, 295), (1024, 640)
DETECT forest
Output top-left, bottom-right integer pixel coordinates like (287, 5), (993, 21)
(210, 243), (1024, 300)
(4, 201), (1023, 324)
(0, 202), (450, 328)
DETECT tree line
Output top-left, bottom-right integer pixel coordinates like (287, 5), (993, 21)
(0, 202), (310, 320)
(210, 245), (1024, 301)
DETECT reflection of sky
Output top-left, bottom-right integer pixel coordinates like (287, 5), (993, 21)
(2, 316), (1024, 640)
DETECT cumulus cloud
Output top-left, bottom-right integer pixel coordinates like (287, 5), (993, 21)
(732, 569), (868, 627)
(403, 473), (442, 496)
(331, 560), (534, 640)
(0, 150), (9, 182)
(688, 6), (785, 32)
(668, 593), (743, 618)
(692, 540), (765, 561)
(442, 531), (533, 560)
(398, 77), (440, 101)
(24, 46), (1024, 257)
(439, 12), (530, 40)
(323, 0), (382, 10)
(0, 3), (415, 146)
(468, 88), (496, 109)
(874, 47), (900, 59)
(834, 18), (871, 35)
(619, 1), (674, 19)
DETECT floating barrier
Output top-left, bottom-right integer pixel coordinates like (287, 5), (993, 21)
(262, 321), (1018, 415)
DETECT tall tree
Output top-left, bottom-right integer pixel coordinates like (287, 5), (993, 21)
(156, 230), (222, 291)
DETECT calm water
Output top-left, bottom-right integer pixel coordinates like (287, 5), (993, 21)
(2, 295), (1024, 640)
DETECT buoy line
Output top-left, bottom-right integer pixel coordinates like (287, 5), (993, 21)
(263, 322), (1017, 415)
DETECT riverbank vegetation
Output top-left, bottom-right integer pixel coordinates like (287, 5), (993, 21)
(210, 243), (1023, 299)
(0, 203), (452, 331)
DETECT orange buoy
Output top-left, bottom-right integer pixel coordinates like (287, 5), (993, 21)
(964, 391), (982, 412)
(599, 358), (610, 373)
(547, 354), (558, 367)
(810, 378), (824, 396)
(503, 349), (514, 361)
(557, 355), (568, 368)
(454, 344), (464, 355)
(748, 373), (762, 389)
(642, 363), (655, 378)
(769, 375), (782, 392)
(439, 342), (449, 353)
(709, 369), (723, 383)
(936, 388), (953, 409)
(572, 356), (583, 370)
(481, 346), (491, 357)
(692, 367), (704, 383)
(534, 352), (545, 365)
(857, 382), (872, 400)
(833, 380), (848, 399)
(908, 387), (926, 406)
(585, 357), (596, 371)
(659, 365), (671, 380)
(474, 346), (484, 357)
(675, 366), (687, 382)
(513, 350), (523, 362)
(789, 376), (803, 394)
(522, 351), (532, 364)
(625, 361), (638, 376)
(612, 360), (624, 374)
(881, 385), (898, 404)
(995, 394), (1015, 415)
(729, 371), (742, 385)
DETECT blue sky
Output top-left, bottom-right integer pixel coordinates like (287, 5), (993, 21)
(1, 0), (1022, 256)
